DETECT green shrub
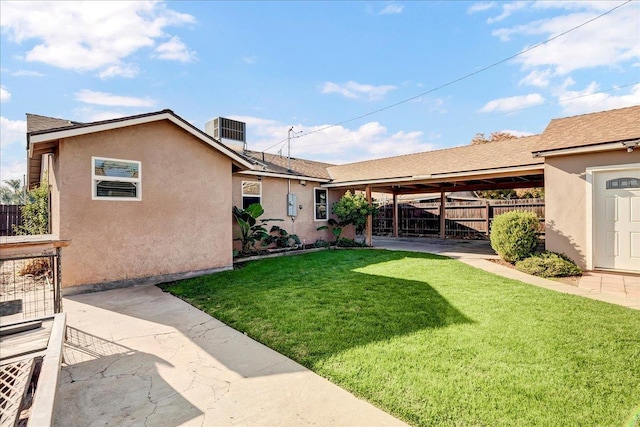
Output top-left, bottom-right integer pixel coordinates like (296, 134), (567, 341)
(515, 252), (582, 278)
(336, 238), (367, 248)
(14, 177), (49, 235)
(490, 210), (539, 262)
(262, 225), (300, 249)
(313, 239), (330, 248)
(331, 191), (377, 234)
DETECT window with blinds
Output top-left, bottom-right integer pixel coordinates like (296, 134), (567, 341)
(92, 157), (141, 200)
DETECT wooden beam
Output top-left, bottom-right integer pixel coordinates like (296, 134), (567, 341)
(366, 185), (373, 246)
(439, 190), (446, 239)
(393, 193), (398, 237)
(389, 178), (544, 195)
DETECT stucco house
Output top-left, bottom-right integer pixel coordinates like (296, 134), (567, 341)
(25, 110), (341, 293)
(231, 150), (348, 249)
(23, 105), (639, 293)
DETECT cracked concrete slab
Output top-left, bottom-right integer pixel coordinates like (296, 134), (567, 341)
(54, 284), (407, 427)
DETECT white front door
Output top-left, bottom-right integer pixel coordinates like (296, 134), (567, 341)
(593, 168), (640, 272)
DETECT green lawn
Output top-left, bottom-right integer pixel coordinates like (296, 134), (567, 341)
(162, 250), (640, 427)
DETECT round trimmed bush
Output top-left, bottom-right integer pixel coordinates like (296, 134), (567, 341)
(490, 210), (540, 262)
(515, 252), (582, 277)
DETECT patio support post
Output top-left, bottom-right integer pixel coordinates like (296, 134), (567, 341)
(439, 190), (446, 239)
(393, 193), (398, 237)
(366, 185), (373, 246)
(485, 200), (491, 236)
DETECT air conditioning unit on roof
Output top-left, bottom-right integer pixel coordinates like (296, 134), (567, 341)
(205, 117), (246, 151)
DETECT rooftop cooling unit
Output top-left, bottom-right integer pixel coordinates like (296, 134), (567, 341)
(206, 117), (246, 151)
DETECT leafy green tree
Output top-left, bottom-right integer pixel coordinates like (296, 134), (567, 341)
(14, 179), (49, 235)
(331, 191), (378, 234)
(1, 179), (26, 205)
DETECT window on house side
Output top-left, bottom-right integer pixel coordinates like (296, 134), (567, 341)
(92, 157), (141, 200)
(242, 181), (261, 209)
(314, 188), (328, 221)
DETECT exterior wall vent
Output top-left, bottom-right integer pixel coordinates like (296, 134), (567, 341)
(205, 117), (246, 151)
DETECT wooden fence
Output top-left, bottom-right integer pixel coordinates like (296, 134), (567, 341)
(0, 205), (22, 236)
(373, 198), (545, 239)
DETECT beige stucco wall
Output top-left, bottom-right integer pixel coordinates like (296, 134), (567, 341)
(544, 149), (637, 269)
(231, 175), (352, 249)
(55, 121), (234, 288)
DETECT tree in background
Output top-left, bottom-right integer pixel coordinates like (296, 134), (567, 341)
(471, 132), (544, 199)
(470, 131), (518, 145)
(0, 179), (26, 205)
(14, 178), (49, 235)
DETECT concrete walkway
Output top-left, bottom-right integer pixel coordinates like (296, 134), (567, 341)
(54, 285), (408, 427)
(373, 236), (640, 310)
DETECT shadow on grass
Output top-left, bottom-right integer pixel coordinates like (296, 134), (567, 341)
(162, 250), (473, 367)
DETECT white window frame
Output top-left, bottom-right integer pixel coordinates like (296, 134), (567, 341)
(92, 156), (142, 201)
(314, 187), (328, 221)
(242, 180), (262, 209)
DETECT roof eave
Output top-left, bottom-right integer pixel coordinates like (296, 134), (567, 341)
(27, 111), (255, 170)
(323, 164), (544, 188)
(237, 169), (331, 183)
(532, 140), (638, 158)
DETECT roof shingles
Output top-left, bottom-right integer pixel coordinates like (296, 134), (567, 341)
(26, 113), (78, 133)
(244, 151), (333, 180)
(327, 135), (543, 183)
(534, 105), (640, 153)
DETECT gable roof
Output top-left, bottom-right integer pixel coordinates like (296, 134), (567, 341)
(25, 109), (256, 187)
(533, 105), (640, 155)
(26, 113), (79, 134)
(326, 135), (543, 185)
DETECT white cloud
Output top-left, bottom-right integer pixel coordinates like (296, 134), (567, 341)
(0, 117), (26, 149)
(0, 158), (27, 183)
(500, 129), (535, 137)
(99, 63), (139, 79)
(518, 69), (552, 88)
(75, 90), (156, 108)
(479, 93), (545, 113)
(487, 1), (528, 24)
(154, 36), (196, 62)
(554, 81), (640, 116)
(12, 70), (45, 77)
(322, 81), (397, 101)
(379, 3), (404, 15)
(242, 56), (258, 65)
(0, 117), (27, 182)
(235, 115), (436, 164)
(467, 2), (497, 14)
(0, 86), (10, 102)
(492, 2), (640, 75)
(0, 1), (196, 73)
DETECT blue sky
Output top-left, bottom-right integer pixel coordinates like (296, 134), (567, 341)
(1, 1), (639, 182)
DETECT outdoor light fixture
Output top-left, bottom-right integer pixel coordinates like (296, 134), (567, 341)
(300, 179), (306, 186)
(621, 140), (640, 153)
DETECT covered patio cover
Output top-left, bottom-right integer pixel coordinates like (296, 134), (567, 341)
(323, 135), (545, 242)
